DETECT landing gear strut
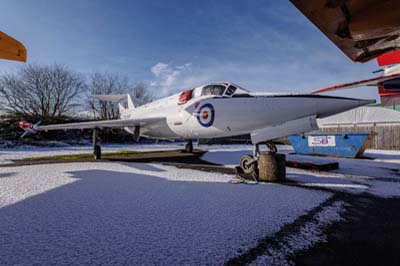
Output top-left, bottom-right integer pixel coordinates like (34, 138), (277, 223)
(238, 141), (278, 179)
(184, 140), (193, 153)
(93, 129), (101, 160)
(265, 141), (277, 154)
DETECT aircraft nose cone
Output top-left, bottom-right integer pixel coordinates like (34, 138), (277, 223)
(358, 99), (376, 106)
(317, 97), (376, 118)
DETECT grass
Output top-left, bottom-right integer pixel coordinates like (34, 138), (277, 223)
(8, 149), (206, 166)
(20, 150), (150, 162)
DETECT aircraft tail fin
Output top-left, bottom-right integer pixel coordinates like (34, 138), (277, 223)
(91, 94), (135, 113)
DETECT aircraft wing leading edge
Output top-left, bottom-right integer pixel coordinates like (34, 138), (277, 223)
(311, 73), (400, 106)
(32, 117), (165, 131)
(311, 73), (400, 94)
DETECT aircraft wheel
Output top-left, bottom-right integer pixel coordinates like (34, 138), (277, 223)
(184, 142), (193, 153)
(94, 145), (101, 160)
(240, 154), (257, 175)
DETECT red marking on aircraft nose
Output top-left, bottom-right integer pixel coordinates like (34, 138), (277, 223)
(202, 111), (209, 120)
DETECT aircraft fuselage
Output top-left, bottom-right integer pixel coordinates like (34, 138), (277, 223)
(120, 87), (373, 141)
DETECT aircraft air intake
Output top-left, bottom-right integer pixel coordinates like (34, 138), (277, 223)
(178, 89), (193, 105)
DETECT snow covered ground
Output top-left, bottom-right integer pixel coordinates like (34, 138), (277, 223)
(0, 144), (399, 265)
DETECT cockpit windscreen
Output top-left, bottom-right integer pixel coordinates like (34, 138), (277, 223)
(201, 85), (226, 96)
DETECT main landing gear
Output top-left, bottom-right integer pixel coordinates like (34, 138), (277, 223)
(93, 129), (101, 160)
(184, 140), (193, 153)
(238, 141), (277, 178)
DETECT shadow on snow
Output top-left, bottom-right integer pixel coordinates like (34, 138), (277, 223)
(0, 167), (328, 266)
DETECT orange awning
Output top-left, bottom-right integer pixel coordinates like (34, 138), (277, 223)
(0, 31), (27, 62)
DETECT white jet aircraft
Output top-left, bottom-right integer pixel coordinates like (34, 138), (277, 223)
(19, 81), (375, 174)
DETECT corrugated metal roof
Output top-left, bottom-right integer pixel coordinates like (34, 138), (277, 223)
(318, 106), (400, 127)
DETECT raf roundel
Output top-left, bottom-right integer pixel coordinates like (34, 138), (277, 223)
(197, 103), (215, 127)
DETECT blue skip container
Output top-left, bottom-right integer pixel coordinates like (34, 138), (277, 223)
(288, 132), (372, 158)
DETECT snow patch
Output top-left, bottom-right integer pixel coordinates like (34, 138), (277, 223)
(250, 200), (345, 266)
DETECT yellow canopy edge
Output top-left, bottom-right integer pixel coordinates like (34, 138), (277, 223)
(0, 31), (27, 62)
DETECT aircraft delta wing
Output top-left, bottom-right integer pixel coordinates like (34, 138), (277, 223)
(291, 0), (400, 63)
(19, 92), (165, 134)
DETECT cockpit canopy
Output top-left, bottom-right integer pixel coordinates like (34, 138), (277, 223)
(178, 82), (249, 105)
(201, 84), (226, 96)
(199, 82), (249, 97)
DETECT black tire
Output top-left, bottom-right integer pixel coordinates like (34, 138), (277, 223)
(184, 143), (193, 153)
(240, 154), (256, 175)
(94, 145), (101, 160)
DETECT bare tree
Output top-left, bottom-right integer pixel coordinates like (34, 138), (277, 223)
(0, 64), (85, 122)
(87, 72), (152, 120)
(130, 82), (153, 106)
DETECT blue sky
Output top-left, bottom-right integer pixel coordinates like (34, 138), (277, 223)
(1, 0), (380, 99)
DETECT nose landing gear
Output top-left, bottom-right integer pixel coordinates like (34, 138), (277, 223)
(238, 141), (278, 180)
